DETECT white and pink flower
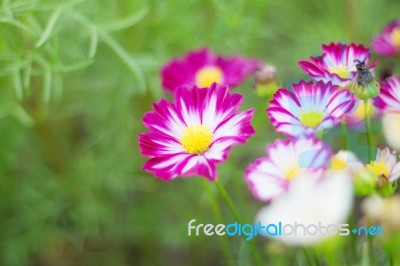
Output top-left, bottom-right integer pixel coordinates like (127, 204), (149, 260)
(372, 19), (400, 56)
(267, 80), (355, 137)
(299, 42), (375, 87)
(374, 76), (400, 150)
(139, 83), (255, 181)
(245, 138), (332, 201)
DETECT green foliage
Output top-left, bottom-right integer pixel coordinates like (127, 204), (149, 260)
(1, 0), (400, 265)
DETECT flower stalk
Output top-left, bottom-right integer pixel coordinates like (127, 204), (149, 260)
(214, 179), (263, 266)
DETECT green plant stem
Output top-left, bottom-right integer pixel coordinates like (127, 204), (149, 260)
(202, 180), (234, 266)
(341, 119), (349, 150)
(350, 211), (357, 264)
(214, 179), (241, 222)
(368, 236), (375, 266)
(303, 247), (313, 266)
(364, 99), (375, 264)
(315, 252), (321, 266)
(364, 100), (374, 162)
(214, 179), (263, 266)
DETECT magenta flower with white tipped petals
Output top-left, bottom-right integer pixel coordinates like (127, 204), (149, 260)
(267, 80), (355, 137)
(245, 138), (332, 201)
(299, 42), (375, 87)
(161, 47), (260, 93)
(139, 83), (255, 181)
(374, 76), (400, 112)
(372, 20), (400, 56)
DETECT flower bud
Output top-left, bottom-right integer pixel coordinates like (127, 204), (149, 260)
(349, 80), (380, 100)
(254, 64), (278, 98)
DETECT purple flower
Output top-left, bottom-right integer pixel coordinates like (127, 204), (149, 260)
(299, 43), (375, 87)
(161, 47), (260, 93)
(139, 83), (255, 181)
(267, 80), (355, 137)
(374, 76), (400, 112)
(245, 138), (332, 201)
(372, 20), (400, 56)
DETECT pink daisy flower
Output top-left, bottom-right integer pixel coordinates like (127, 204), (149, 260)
(374, 76), (400, 151)
(372, 19), (400, 56)
(139, 83), (255, 181)
(245, 138), (332, 201)
(299, 42), (375, 87)
(374, 76), (400, 112)
(161, 47), (260, 93)
(267, 80), (355, 137)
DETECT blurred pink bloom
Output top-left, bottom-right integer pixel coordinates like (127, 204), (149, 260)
(372, 20), (400, 56)
(374, 76), (400, 112)
(245, 138), (332, 201)
(161, 47), (260, 93)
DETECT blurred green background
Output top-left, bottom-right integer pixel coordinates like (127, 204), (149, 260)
(1, 0), (399, 265)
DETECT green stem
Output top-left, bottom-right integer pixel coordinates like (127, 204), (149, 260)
(303, 247), (313, 266)
(214, 179), (263, 266)
(390, 254), (394, 266)
(350, 211), (357, 264)
(341, 119), (349, 150)
(368, 236), (375, 266)
(364, 100), (374, 162)
(214, 179), (241, 222)
(365, 99), (375, 264)
(202, 180), (234, 266)
(315, 252), (321, 266)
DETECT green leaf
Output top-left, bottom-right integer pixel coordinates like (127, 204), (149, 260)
(35, 9), (62, 48)
(100, 6), (149, 32)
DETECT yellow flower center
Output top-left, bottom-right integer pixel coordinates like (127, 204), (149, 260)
(195, 66), (224, 88)
(299, 111), (324, 128)
(285, 166), (299, 180)
(331, 156), (347, 171)
(366, 161), (390, 179)
(391, 28), (400, 48)
(328, 66), (350, 79)
(180, 124), (213, 154)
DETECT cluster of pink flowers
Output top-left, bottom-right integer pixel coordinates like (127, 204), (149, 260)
(140, 48), (259, 180)
(139, 19), (400, 245)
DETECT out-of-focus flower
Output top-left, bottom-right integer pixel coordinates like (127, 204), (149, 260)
(245, 138), (332, 201)
(254, 64), (278, 98)
(299, 42), (375, 88)
(374, 76), (400, 150)
(331, 151), (375, 195)
(374, 76), (400, 112)
(161, 47), (260, 93)
(256, 172), (353, 245)
(382, 113), (400, 151)
(372, 19), (400, 56)
(267, 80), (355, 137)
(139, 83), (255, 181)
(362, 195), (400, 253)
(344, 99), (376, 127)
(365, 147), (400, 193)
